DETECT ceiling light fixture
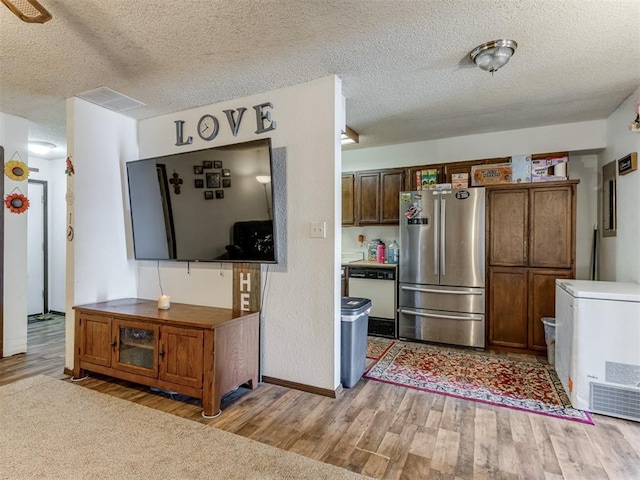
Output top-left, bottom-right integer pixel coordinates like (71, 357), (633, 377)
(341, 126), (359, 145)
(470, 39), (518, 75)
(28, 141), (56, 155)
(1, 0), (52, 23)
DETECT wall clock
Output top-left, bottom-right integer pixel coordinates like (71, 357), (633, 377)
(197, 114), (219, 141)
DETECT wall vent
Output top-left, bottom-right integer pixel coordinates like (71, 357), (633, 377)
(76, 86), (145, 113)
(590, 382), (640, 422)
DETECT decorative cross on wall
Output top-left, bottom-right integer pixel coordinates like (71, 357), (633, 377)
(169, 171), (183, 194)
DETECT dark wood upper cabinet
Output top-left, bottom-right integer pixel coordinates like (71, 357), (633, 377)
(529, 186), (574, 268)
(488, 189), (529, 266)
(356, 171), (381, 225)
(341, 173), (355, 226)
(380, 170), (404, 224)
(342, 168), (404, 226)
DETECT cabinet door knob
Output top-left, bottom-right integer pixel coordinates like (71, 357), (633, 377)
(159, 349), (165, 358)
(110, 339), (117, 348)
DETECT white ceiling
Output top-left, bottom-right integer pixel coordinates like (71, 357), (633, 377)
(1, 0), (639, 160)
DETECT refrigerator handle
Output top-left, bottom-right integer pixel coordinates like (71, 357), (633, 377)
(401, 285), (482, 295)
(440, 199), (446, 276)
(433, 199), (439, 276)
(399, 308), (484, 322)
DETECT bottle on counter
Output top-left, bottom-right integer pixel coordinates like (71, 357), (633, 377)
(367, 239), (381, 262)
(376, 242), (386, 263)
(388, 240), (399, 264)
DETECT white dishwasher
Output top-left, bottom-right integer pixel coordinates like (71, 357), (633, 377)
(347, 266), (397, 338)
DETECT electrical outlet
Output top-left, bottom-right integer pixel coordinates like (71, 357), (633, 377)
(310, 221), (326, 238)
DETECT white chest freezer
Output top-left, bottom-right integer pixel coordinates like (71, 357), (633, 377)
(555, 279), (640, 421)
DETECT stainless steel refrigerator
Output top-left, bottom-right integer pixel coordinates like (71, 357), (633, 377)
(398, 188), (485, 348)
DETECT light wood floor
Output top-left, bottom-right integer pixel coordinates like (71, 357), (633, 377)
(2, 318), (640, 479)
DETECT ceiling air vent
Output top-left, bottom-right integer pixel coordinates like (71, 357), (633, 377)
(76, 86), (145, 113)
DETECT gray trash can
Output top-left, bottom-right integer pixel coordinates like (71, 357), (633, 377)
(541, 317), (556, 366)
(341, 297), (371, 388)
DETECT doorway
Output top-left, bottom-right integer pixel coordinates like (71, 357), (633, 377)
(27, 179), (48, 316)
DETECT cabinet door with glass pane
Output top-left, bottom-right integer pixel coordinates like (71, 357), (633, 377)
(112, 318), (159, 378)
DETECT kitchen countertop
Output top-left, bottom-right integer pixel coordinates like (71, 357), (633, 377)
(343, 260), (398, 268)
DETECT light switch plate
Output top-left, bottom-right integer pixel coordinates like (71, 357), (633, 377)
(310, 222), (326, 238)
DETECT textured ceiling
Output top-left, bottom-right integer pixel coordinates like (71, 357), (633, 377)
(1, 0), (639, 160)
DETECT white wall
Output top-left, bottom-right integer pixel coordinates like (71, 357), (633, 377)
(598, 87), (640, 283)
(133, 76), (342, 390)
(65, 98), (139, 369)
(344, 120), (607, 171)
(28, 156), (67, 312)
(342, 225), (399, 260)
(343, 120), (606, 277)
(567, 154), (599, 280)
(0, 112), (29, 356)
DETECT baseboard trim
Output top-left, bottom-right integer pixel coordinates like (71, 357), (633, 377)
(262, 376), (342, 399)
(63, 367), (74, 377)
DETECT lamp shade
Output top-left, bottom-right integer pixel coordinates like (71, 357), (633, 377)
(470, 40), (518, 74)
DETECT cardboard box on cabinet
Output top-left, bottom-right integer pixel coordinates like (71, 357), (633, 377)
(452, 173), (469, 188)
(532, 156), (568, 182)
(510, 154), (532, 183)
(471, 163), (512, 186)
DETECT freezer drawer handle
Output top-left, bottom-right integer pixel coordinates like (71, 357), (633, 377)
(400, 308), (483, 321)
(400, 285), (482, 295)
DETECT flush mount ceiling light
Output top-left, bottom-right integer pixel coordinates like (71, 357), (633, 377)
(1, 0), (52, 23)
(470, 39), (518, 75)
(341, 126), (359, 145)
(28, 141), (56, 155)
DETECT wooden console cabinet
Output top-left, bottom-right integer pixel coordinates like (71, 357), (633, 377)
(73, 298), (259, 417)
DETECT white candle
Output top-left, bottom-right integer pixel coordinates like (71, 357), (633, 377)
(157, 295), (170, 310)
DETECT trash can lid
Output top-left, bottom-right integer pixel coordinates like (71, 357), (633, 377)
(341, 297), (372, 313)
(541, 317), (555, 326)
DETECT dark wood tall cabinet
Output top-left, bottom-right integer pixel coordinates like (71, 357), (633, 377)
(486, 180), (578, 353)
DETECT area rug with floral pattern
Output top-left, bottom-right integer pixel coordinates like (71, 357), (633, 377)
(366, 336), (395, 360)
(365, 341), (593, 424)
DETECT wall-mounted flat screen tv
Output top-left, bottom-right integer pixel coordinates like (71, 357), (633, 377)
(126, 138), (277, 263)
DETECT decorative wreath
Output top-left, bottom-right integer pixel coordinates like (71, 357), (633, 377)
(4, 160), (29, 181)
(5, 192), (30, 214)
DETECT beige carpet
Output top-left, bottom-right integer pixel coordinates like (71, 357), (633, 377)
(0, 376), (367, 479)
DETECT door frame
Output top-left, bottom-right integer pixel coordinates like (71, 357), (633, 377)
(28, 179), (49, 315)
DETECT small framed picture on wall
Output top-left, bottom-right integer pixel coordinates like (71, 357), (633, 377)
(204, 190), (214, 200)
(193, 165), (204, 174)
(222, 178), (231, 188)
(215, 190), (224, 199)
(206, 172), (221, 188)
(222, 169), (231, 177)
(203, 161), (213, 169)
(213, 161), (223, 169)
(194, 179), (204, 188)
